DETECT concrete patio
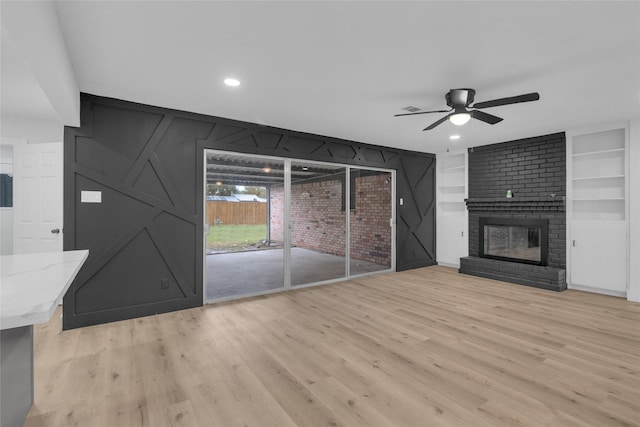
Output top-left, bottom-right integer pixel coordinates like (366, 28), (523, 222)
(205, 247), (389, 301)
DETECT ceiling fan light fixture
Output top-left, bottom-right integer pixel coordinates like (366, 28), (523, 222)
(224, 78), (240, 87)
(449, 112), (471, 126)
(395, 89), (538, 131)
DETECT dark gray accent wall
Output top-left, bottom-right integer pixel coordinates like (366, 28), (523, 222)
(63, 93), (436, 329)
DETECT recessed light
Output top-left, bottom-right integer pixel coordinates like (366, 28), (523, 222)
(224, 78), (240, 87)
(449, 134), (461, 140)
(216, 181), (222, 186)
(262, 167), (272, 173)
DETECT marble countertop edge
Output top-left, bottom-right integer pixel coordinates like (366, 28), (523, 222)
(1, 250), (89, 330)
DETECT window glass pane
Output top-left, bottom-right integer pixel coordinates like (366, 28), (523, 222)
(0, 174), (13, 207)
(349, 169), (393, 275)
(290, 161), (346, 286)
(205, 151), (284, 301)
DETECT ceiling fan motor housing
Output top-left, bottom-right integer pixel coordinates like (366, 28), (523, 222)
(446, 88), (476, 108)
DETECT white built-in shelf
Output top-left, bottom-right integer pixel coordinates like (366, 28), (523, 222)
(570, 127), (626, 221)
(437, 152), (467, 217)
(436, 150), (469, 266)
(571, 148), (625, 158)
(572, 175), (624, 181)
(439, 202), (466, 214)
(438, 184), (465, 189)
(572, 197), (625, 201)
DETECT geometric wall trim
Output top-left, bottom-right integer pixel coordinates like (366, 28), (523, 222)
(63, 93), (436, 329)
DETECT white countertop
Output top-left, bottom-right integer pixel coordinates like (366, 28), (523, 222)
(0, 250), (89, 330)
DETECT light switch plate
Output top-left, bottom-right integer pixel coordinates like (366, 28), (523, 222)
(81, 190), (102, 203)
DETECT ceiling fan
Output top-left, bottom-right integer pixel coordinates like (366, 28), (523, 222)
(395, 88), (540, 131)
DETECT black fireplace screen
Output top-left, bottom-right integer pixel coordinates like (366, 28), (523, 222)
(479, 218), (548, 266)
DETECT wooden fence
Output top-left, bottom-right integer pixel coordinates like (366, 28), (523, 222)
(206, 201), (267, 225)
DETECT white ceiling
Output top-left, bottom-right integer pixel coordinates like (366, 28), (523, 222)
(4, 1), (640, 153)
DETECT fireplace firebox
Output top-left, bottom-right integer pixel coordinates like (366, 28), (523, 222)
(479, 217), (548, 266)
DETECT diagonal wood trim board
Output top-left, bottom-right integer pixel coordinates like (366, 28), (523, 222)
(26, 266), (640, 426)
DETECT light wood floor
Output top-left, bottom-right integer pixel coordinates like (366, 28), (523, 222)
(25, 266), (640, 427)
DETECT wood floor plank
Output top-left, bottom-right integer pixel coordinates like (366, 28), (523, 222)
(25, 266), (640, 426)
(165, 401), (197, 427)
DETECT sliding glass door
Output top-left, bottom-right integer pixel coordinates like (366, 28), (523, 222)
(204, 150), (394, 303)
(204, 152), (284, 301)
(349, 168), (393, 275)
(290, 161), (347, 287)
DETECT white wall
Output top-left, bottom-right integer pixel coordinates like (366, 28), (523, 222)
(627, 119), (640, 302)
(1, 116), (65, 144)
(1, 144), (14, 255)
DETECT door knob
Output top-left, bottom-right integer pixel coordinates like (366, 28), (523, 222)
(51, 228), (60, 234)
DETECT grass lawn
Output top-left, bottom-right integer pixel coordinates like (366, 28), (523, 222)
(207, 224), (267, 250)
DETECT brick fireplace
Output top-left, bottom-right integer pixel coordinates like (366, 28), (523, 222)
(459, 133), (567, 291)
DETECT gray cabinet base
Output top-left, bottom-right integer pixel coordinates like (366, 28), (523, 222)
(1, 325), (34, 427)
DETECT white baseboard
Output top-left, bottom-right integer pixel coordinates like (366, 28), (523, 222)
(568, 284), (626, 298)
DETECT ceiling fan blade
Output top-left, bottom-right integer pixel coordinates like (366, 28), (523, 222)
(394, 109), (451, 117)
(423, 114), (452, 131)
(471, 110), (503, 125)
(472, 92), (540, 109)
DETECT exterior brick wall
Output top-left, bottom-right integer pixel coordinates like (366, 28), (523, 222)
(269, 186), (285, 242)
(349, 174), (392, 265)
(461, 132), (567, 291)
(295, 179), (346, 256)
(269, 174), (391, 265)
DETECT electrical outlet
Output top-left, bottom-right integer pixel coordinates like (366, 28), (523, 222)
(160, 278), (169, 289)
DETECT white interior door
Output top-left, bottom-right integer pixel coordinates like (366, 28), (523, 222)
(13, 142), (63, 254)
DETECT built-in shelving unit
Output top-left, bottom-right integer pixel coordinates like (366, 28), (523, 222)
(571, 128), (626, 221)
(436, 150), (468, 267)
(567, 124), (629, 296)
(437, 153), (466, 217)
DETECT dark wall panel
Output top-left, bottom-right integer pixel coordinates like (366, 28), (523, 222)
(63, 93), (436, 329)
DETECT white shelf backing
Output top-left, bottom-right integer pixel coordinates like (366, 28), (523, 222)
(571, 128), (625, 155)
(572, 199), (625, 221)
(572, 176), (625, 200)
(572, 150), (625, 179)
